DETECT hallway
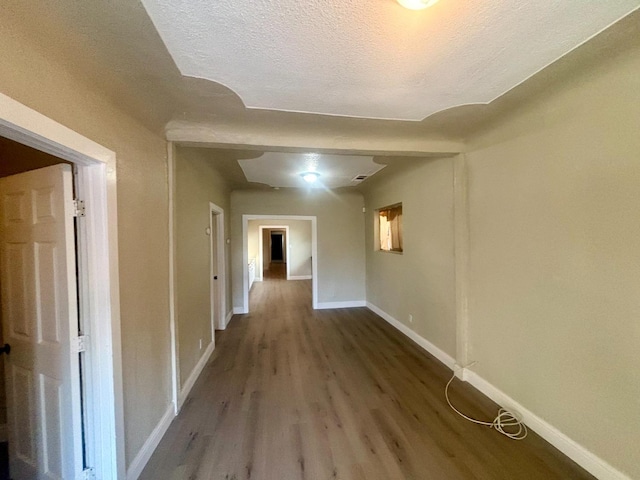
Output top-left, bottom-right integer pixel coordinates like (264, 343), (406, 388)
(140, 279), (593, 479)
(263, 261), (287, 280)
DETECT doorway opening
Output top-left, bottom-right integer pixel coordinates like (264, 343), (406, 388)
(0, 93), (124, 478)
(0, 137), (84, 480)
(209, 202), (226, 332)
(257, 226), (290, 283)
(1, 162), (84, 479)
(242, 215), (317, 313)
(270, 231), (285, 263)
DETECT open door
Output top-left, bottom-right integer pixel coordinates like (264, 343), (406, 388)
(210, 209), (219, 341)
(0, 164), (83, 479)
(209, 203), (226, 331)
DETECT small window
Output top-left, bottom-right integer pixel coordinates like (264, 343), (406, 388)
(377, 203), (403, 253)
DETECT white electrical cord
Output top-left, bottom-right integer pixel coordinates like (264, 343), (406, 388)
(445, 363), (528, 440)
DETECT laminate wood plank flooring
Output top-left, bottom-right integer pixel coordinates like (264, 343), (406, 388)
(264, 262), (286, 280)
(140, 277), (595, 480)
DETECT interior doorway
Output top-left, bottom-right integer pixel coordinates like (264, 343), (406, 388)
(270, 231), (285, 263)
(257, 226), (290, 281)
(0, 93), (124, 478)
(1, 163), (84, 479)
(0, 138), (79, 479)
(242, 215), (317, 313)
(209, 202), (226, 332)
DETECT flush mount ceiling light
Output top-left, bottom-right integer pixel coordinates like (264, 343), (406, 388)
(301, 172), (320, 184)
(397, 0), (439, 10)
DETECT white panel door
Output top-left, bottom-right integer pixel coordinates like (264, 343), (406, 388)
(0, 164), (83, 480)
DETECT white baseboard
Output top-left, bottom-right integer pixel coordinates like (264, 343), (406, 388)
(128, 303), (630, 480)
(315, 300), (366, 310)
(289, 275), (312, 280)
(366, 303), (630, 480)
(0, 423), (6, 443)
(464, 371), (632, 480)
(178, 340), (216, 410)
(233, 306), (247, 315)
(222, 310), (233, 329)
(366, 302), (456, 370)
(126, 404), (175, 480)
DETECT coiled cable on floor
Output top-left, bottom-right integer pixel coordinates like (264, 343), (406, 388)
(445, 364), (528, 440)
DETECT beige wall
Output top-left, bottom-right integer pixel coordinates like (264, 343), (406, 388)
(175, 147), (232, 384)
(465, 36), (640, 478)
(363, 158), (457, 357)
(0, 17), (171, 467)
(3, 4), (637, 478)
(231, 189), (366, 308)
(248, 219), (313, 278)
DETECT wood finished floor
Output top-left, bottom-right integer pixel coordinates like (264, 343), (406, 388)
(140, 277), (594, 480)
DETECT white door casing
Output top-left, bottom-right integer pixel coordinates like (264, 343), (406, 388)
(209, 210), (218, 344)
(0, 91), (124, 478)
(241, 215), (317, 314)
(209, 202), (226, 331)
(0, 164), (83, 479)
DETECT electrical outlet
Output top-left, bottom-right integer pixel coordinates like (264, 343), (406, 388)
(408, 314), (413, 323)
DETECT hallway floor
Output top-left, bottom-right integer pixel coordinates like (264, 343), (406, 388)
(263, 261), (287, 280)
(140, 279), (593, 479)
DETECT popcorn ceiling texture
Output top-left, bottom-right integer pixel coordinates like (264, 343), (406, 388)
(141, 0), (639, 121)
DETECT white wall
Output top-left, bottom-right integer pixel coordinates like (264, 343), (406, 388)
(248, 219), (312, 279)
(231, 189), (366, 309)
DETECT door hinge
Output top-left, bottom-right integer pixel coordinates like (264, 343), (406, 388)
(73, 199), (86, 217)
(72, 335), (89, 353)
(79, 467), (95, 479)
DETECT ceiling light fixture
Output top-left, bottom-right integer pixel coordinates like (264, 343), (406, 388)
(301, 172), (320, 184)
(397, 0), (439, 10)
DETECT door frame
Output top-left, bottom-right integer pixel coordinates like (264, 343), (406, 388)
(0, 93), (125, 478)
(242, 215), (317, 313)
(257, 225), (290, 281)
(209, 202), (226, 331)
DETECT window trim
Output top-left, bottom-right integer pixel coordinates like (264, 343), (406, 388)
(375, 202), (403, 254)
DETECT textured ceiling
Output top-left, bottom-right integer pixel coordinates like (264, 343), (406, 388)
(141, 0), (639, 121)
(238, 152), (385, 189)
(4, 0), (640, 166)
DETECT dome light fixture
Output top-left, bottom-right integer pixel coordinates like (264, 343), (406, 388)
(301, 172), (320, 184)
(397, 0), (439, 10)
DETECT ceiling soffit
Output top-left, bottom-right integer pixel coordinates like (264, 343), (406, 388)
(141, 0), (639, 121)
(238, 152), (385, 189)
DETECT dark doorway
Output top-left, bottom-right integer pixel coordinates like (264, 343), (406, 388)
(270, 232), (284, 262)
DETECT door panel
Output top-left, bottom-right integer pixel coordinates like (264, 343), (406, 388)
(0, 164), (83, 480)
(35, 242), (61, 344)
(11, 364), (35, 466)
(40, 375), (63, 478)
(5, 243), (29, 338)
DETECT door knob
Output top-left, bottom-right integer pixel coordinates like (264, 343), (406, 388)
(0, 344), (10, 355)
(213, 276), (218, 280)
